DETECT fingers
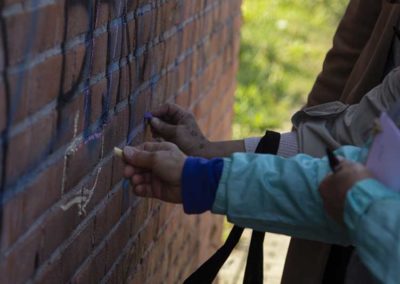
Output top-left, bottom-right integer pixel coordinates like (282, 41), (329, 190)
(123, 146), (155, 169)
(150, 117), (176, 139)
(123, 165), (136, 178)
(123, 165), (148, 179)
(134, 184), (153, 198)
(123, 142), (176, 168)
(139, 141), (176, 152)
(333, 157), (347, 171)
(132, 172), (151, 184)
(131, 176), (159, 200)
(152, 103), (185, 122)
(335, 158), (366, 174)
(130, 171), (152, 197)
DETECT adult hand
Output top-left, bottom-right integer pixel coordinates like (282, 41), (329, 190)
(150, 103), (210, 157)
(122, 142), (187, 203)
(319, 159), (373, 225)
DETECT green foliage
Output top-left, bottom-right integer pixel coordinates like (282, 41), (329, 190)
(234, 0), (347, 137)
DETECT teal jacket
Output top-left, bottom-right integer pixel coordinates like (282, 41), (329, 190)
(212, 145), (400, 283)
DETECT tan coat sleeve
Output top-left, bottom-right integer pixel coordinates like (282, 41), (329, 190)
(306, 0), (382, 107)
(294, 67), (400, 157)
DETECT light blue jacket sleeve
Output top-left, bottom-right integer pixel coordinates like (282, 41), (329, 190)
(211, 145), (365, 245)
(345, 179), (400, 284)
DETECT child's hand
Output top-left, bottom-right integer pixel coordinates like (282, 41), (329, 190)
(122, 142), (187, 203)
(150, 103), (210, 157)
(319, 159), (372, 225)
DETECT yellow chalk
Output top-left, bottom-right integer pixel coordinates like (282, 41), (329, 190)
(114, 147), (123, 158)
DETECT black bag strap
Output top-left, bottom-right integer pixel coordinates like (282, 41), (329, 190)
(241, 131), (280, 283)
(243, 230), (265, 283)
(184, 131), (281, 283)
(184, 226), (244, 283)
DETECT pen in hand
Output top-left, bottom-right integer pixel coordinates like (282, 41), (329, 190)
(326, 148), (340, 172)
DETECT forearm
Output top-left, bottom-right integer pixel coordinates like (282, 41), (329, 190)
(345, 179), (400, 283)
(199, 140), (245, 159)
(212, 145), (365, 244)
(198, 130), (299, 159)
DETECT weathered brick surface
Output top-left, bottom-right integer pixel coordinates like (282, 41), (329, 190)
(0, 0), (242, 283)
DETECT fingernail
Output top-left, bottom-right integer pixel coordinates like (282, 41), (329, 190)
(144, 112), (153, 120)
(123, 147), (134, 158)
(144, 112), (153, 126)
(151, 117), (160, 126)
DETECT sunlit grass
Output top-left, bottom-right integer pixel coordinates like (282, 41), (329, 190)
(234, 0), (347, 137)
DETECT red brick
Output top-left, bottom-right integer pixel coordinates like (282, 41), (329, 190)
(0, 0), (242, 281)
(63, 136), (101, 193)
(108, 24), (124, 64)
(61, 43), (86, 96)
(95, 1), (111, 29)
(39, 207), (81, 264)
(136, 9), (153, 47)
(82, 158), (113, 215)
(159, 1), (180, 34)
(53, 93), (85, 149)
(1, 158), (63, 253)
(88, 79), (107, 125)
(102, 105), (130, 156)
(65, 3), (91, 40)
(164, 35), (180, 69)
(3, 0), (22, 7)
(71, 243), (108, 283)
(7, 54), (62, 124)
(0, 226), (43, 284)
(71, 199), (130, 284)
(110, 63), (135, 105)
(0, 31), (4, 73)
(5, 110), (56, 188)
(5, 2), (64, 65)
(152, 73), (167, 106)
(92, 186), (123, 248)
(104, 213), (131, 271)
(165, 68), (178, 99)
(175, 85), (190, 108)
(0, 81), (6, 132)
(92, 32), (108, 76)
(34, 219), (95, 284)
(119, 17), (136, 60)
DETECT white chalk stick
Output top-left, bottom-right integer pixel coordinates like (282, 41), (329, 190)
(114, 147), (123, 158)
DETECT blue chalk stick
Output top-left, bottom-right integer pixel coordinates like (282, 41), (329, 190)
(144, 112), (153, 120)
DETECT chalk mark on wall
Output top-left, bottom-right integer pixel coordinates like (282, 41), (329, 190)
(60, 110), (80, 194)
(60, 134), (104, 215)
(60, 166), (101, 216)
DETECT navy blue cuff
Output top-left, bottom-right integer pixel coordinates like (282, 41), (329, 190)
(181, 157), (224, 214)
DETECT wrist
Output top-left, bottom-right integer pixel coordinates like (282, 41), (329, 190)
(181, 157), (224, 214)
(200, 140), (245, 158)
(188, 139), (213, 158)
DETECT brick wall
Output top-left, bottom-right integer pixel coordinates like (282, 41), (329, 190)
(0, 0), (242, 283)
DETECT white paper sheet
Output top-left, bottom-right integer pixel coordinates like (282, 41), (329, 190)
(366, 112), (400, 192)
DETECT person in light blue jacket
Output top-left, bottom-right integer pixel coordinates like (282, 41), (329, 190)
(120, 142), (400, 283)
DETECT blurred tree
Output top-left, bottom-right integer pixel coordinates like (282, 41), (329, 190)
(234, 0), (347, 137)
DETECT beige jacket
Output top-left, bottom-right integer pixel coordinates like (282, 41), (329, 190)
(282, 1), (400, 283)
(294, 67), (400, 157)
